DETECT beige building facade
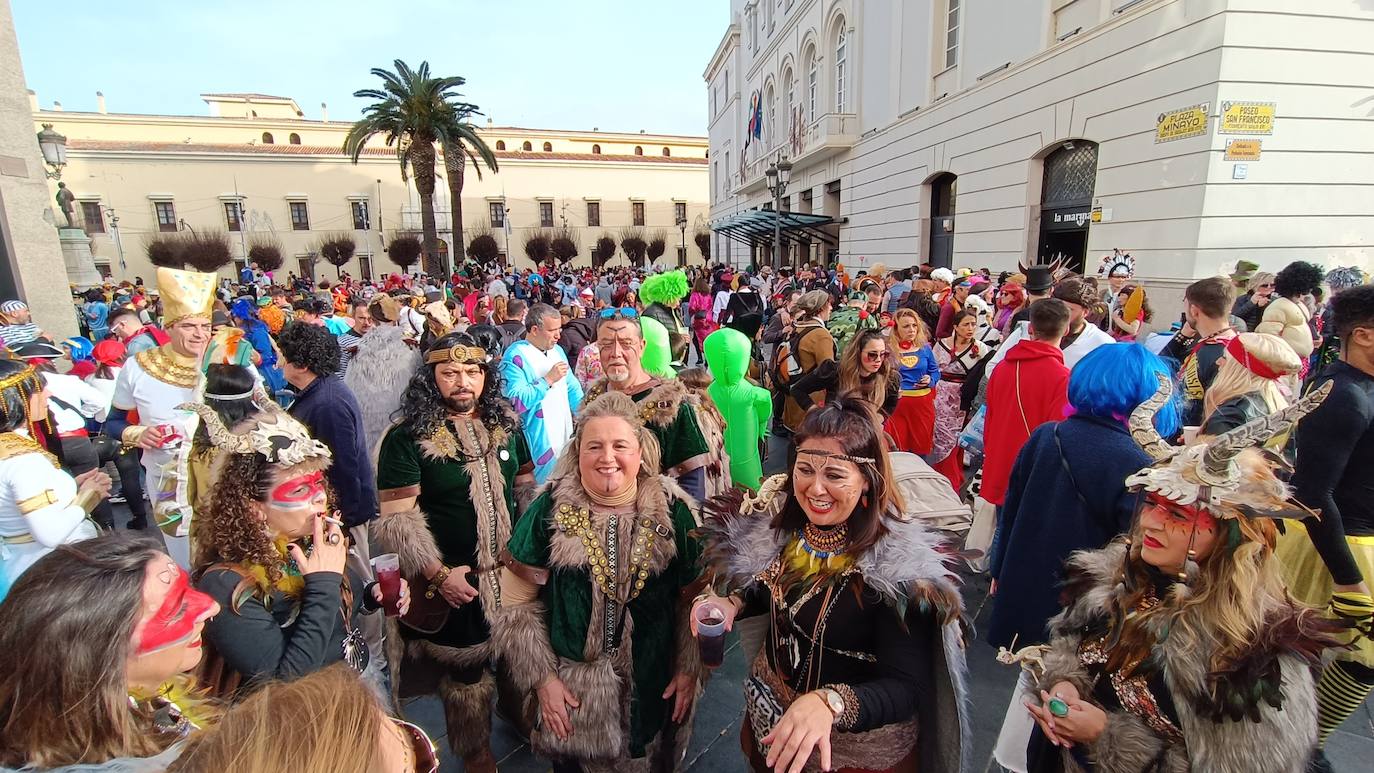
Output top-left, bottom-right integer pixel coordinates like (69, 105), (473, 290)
(30, 92), (710, 283)
(708, 0), (1374, 306)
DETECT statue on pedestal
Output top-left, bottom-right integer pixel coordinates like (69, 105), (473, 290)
(55, 182), (77, 230)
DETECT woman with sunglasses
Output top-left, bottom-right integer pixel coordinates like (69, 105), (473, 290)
(0, 534), (219, 770)
(930, 309), (987, 489)
(789, 328), (899, 417)
(169, 664), (438, 773)
(694, 398), (968, 773)
(995, 282), (1027, 337)
(1231, 271), (1276, 333)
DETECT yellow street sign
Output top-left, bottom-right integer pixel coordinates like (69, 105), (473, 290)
(1155, 103), (1210, 143)
(1219, 101), (1275, 135)
(1224, 139), (1262, 161)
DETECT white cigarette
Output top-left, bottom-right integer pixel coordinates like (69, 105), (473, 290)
(323, 516), (345, 528)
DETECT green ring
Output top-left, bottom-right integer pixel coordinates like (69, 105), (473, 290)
(1048, 698), (1070, 717)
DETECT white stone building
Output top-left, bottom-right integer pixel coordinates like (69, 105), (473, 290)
(706, 0), (1374, 292)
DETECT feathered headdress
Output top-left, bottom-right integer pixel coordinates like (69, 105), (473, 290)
(180, 401), (331, 471)
(1124, 374), (1330, 519)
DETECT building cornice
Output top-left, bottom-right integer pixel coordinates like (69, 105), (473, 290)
(704, 24), (741, 81)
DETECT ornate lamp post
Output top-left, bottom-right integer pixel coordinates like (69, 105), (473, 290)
(36, 123), (67, 180)
(676, 215), (687, 267)
(764, 155), (792, 269)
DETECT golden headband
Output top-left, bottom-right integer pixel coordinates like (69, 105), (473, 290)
(797, 448), (876, 466)
(424, 345), (489, 366)
(0, 364), (40, 393)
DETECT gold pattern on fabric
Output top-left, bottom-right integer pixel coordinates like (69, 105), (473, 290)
(553, 503), (659, 602)
(0, 432), (58, 467)
(1077, 589), (1184, 744)
(135, 346), (201, 389)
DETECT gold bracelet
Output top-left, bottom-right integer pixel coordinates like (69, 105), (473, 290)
(425, 565), (452, 599)
(120, 425), (146, 447)
(72, 488), (102, 515)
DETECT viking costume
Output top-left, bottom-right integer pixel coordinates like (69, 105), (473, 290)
(581, 378), (710, 501)
(108, 266), (218, 567)
(701, 477), (969, 773)
(0, 364), (99, 599)
(496, 403), (705, 770)
(1028, 378), (1339, 773)
(371, 341), (532, 764)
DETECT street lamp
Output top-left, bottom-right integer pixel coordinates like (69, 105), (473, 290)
(765, 155), (792, 269)
(36, 123), (67, 180)
(676, 216), (687, 267)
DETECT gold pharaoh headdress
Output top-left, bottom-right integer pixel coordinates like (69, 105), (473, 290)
(156, 266), (217, 326)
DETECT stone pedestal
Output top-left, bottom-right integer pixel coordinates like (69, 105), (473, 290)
(57, 227), (103, 289)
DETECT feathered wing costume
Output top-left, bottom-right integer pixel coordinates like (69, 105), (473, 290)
(343, 324), (421, 456)
(699, 478), (970, 773)
(1032, 376), (1342, 773)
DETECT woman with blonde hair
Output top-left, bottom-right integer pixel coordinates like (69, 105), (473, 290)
(491, 294), (509, 325)
(886, 308), (941, 454)
(168, 665), (437, 773)
(789, 328), (900, 417)
(1201, 332), (1302, 437)
(1232, 271), (1276, 332)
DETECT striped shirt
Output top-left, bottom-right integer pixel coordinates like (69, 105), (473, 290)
(0, 322), (42, 346)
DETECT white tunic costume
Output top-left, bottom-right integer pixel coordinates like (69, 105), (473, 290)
(0, 433), (97, 598)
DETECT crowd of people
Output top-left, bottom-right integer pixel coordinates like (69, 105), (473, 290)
(0, 249), (1368, 773)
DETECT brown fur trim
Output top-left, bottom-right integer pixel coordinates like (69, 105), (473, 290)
(440, 670), (495, 759)
(384, 617), (405, 714)
(546, 474), (680, 580)
(674, 580), (707, 684)
(371, 506), (441, 577)
(640, 379), (688, 428)
(452, 417), (515, 613)
(1082, 712), (1185, 773)
(408, 638), (491, 672)
(530, 656), (624, 763)
(488, 602), (559, 695)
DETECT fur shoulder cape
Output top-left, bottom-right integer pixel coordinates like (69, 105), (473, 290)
(583, 378), (689, 430)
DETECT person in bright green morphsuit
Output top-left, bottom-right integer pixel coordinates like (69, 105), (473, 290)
(704, 327), (771, 490)
(639, 316), (677, 379)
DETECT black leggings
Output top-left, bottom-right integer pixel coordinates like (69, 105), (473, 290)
(60, 436), (114, 530)
(92, 435), (146, 523)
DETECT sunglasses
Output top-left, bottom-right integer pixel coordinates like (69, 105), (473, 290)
(392, 718), (439, 773)
(862, 350), (889, 362)
(1257, 283), (1273, 289)
(598, 307), (639, 319)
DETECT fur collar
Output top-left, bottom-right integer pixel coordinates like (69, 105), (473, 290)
(542, 469), (691, 578)
(583, 378), (688, 429)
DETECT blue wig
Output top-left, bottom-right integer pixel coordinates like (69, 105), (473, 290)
(1068, 343), (1180, 437)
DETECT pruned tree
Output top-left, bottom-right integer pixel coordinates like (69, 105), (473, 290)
(466, 222), (500, 264)
(145, 235), (184, 268)
(181, 230), (234, 274)
(619, 227), (647, 267)
(318, 233), (357, 278)
(523, 229), (553, 266)
(594, 234), (617, 269)
(386, 235), (423, 273)
(550, 226), (579, 265)
(247, 237), (284, 272)
(646, 229), (668, 265)
(694, 231), (711, 262)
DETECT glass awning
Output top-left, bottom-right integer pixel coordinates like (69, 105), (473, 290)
(710, 210), (837, 246)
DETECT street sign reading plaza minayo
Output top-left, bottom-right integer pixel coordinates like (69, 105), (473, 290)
(1155, 103), (1210, 143)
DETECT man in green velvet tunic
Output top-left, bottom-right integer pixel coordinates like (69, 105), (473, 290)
(494, 391), (706, 772)
(372, 332), (534, 773)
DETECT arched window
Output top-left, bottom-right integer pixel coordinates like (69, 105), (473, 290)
(783, 68), (794, 136)
(261, 132), (274, 144)
(288, 132), (301, 145)
(634, 146), (644, 156)
(522, 141), (532, 151)
(496, 140), (506, 150)
(805, 48), (818, 121)
(592, 144), (601, 154)
(662, 147), (671, 156)
(543, 142), (553, 152)
(835, 25), (848, 113)
(765, 83), (776, 146)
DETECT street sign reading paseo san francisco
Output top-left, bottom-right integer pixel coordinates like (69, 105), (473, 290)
(1155, 102), (1210, 143)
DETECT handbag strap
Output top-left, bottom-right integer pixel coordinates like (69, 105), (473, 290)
(1051, 425), (1093, 510)
(1014, 363), (1032, 435)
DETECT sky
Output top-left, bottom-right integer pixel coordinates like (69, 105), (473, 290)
(13, 0), (724, 136)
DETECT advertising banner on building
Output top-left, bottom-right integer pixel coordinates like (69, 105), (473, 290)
(1155, 103), (1210, 143)
(1219, 101), (1276, 135)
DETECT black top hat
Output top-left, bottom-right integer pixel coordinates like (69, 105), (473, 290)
(1024, 266), (1054, 293)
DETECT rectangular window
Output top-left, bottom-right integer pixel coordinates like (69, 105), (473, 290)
(297, 257), (315, 281)
(587, 201), (601, 227)
(945, 0), (960, 69)
(632, 202), (645, 226)
(489, 202), (505, 227)
(154, 201), (177, 232)
(358, 254), (373, 280)
(289, 201), (310, 230)
(224, 201), (243, 232)
(351, 200), (370, 230)
(81, 202), (105, 233)
(233, 259), (247, 276)
(539, 201), (554, 228)
(674, 202), (687, 223)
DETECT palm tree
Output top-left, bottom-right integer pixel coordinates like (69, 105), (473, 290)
(438, 99), (498, 271)
(344, 60), (497, 277)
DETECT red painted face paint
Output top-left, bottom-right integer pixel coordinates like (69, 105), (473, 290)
(135, 564), (217, 656)
(270, 470), (326, 511)
(1145, 493), (1218, 535)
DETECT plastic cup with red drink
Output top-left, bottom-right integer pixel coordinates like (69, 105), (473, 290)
(372, 553), (403, 617)
(695, 601), (728, 668)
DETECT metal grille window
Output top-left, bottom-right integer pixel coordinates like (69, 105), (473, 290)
(224, 201), (243, 232)
(289, 201), (310, 230)
(1042, 142), (1099, 207)
(539, 201), (554, 228)
(632, 202), (645, 226)
(155, 201), (176, 232)
(836, 27), (848, 113)
(945, 0), (960, 69)
(351, 200), (370, 230)
(489, 202), (505, 227)
(587, 201), (600, 227)
(81, 202), (105, 233)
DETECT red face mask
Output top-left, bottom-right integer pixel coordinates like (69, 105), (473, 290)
(1144, 493), (1219, 534)
(269, 470), (326, 511)
(135, 564), (217, 656)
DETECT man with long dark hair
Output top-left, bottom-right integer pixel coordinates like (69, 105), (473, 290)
(371, 332), (535, 773)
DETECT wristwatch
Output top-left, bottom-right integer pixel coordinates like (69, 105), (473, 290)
(815, 688), (845, 722)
